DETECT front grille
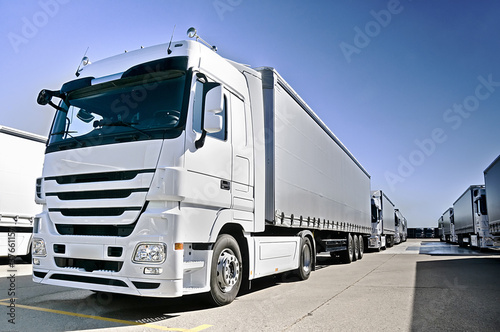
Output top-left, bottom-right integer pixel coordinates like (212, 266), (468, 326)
(56, 223), (136, 236)
(44, 169), (155, 234)
(54, 257), (123, 272)
(50, 207), (141, 217)
(47, 188), (148, 200)
(46, 169), (155, 184)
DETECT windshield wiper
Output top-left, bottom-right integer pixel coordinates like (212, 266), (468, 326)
(50, 130), (85, 148)
(94, 120), (152, 139)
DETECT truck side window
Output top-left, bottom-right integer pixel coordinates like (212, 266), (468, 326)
(193, 80), (227, 141)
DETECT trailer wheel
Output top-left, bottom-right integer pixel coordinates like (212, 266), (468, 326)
(353, 235), (359, 261)
(340, 234), (354, 264)
(358, 236), (364, 259)
(208, 234), (242, 306)
(296, 236), (313, 280)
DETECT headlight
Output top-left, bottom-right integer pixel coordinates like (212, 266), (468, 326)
(133, 243), (166, 263)
(32, 238), (47, 256)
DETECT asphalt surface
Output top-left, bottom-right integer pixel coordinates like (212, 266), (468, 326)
(1, 239), (499, 332)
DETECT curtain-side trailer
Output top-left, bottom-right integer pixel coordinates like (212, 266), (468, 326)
(0, 126), (46, 260)
(484, 155), (500, 247)
(33, 31), (371, 305)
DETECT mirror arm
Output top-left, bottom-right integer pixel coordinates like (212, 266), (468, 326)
(48, 100), (66, 112)
(195, 130), (207, 149)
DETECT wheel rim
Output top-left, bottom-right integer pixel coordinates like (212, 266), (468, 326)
(354, 236), (359, 259)
(302, 242), (312, 273)
(216, 248), (240, 293)
(348, 235), (353, 257)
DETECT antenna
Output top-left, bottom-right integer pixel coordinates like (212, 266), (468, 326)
(75, 47), (90, 77)
(167, 25), (176, 55)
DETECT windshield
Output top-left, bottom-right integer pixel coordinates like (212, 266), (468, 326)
(48, 68), (188, 150)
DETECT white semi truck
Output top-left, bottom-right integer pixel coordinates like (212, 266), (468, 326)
(0, 126), (46, 260)
(453, 185), (497, 248)
(484, 155), (500, 246)
(369, 190), (396, 250)
(441, 207), (457, 243)
(33, 29), (372, 305)
(401, 213), (408, 242)
(394, 208), (405, 244)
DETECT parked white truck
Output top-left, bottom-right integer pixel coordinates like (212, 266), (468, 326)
(394, 208), (405, 244)
(453, 185), (496, 249)
(0, 126), (46, 260)
(441, 207), (457, 243)
(33, 29), (372, 305)
(484, 155), (500, 246)
(369, 190), (396, 250)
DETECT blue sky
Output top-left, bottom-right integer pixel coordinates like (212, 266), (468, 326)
(1, 0), (499, 228)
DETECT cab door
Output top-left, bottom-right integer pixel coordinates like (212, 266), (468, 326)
(184, 79), (232, 209)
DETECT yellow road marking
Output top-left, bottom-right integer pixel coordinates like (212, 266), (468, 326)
(0, 300), (211, 331)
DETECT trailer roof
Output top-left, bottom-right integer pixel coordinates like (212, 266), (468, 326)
(255, 67), (370, 178)
(484, 154), (500, 174)
(452, 184), (484, 205)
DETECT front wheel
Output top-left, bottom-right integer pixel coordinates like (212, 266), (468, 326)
(208, 234), (242, 306)
(296, 236), (313, 280)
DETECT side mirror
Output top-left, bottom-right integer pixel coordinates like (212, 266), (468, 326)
(203, 85), (223, 133)
(37, 89), (62, 106)
(195, 83), (224, 149)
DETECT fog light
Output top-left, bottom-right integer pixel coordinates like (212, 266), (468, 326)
(32, 238), (47, 256)
(133, 243), (166, 263)
(144, 267), (163, 275)
(33, 258), (40, 265)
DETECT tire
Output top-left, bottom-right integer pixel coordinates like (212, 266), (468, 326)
(353, 235), (359, 261)
(208, 234), (242, 306)
(340, 234), (354, 264)
(296, 236), (313, 280)
(358, 236), (364, 259)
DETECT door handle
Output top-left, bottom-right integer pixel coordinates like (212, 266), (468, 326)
(220, 180), (231, 191)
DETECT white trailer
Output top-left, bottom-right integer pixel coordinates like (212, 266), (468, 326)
(369, 190), (396, 250)
(453, 185), (496, 248)
(484, 155), (500, 246)
(32, 29), (371, 305)
(0, 126), (46, 259)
